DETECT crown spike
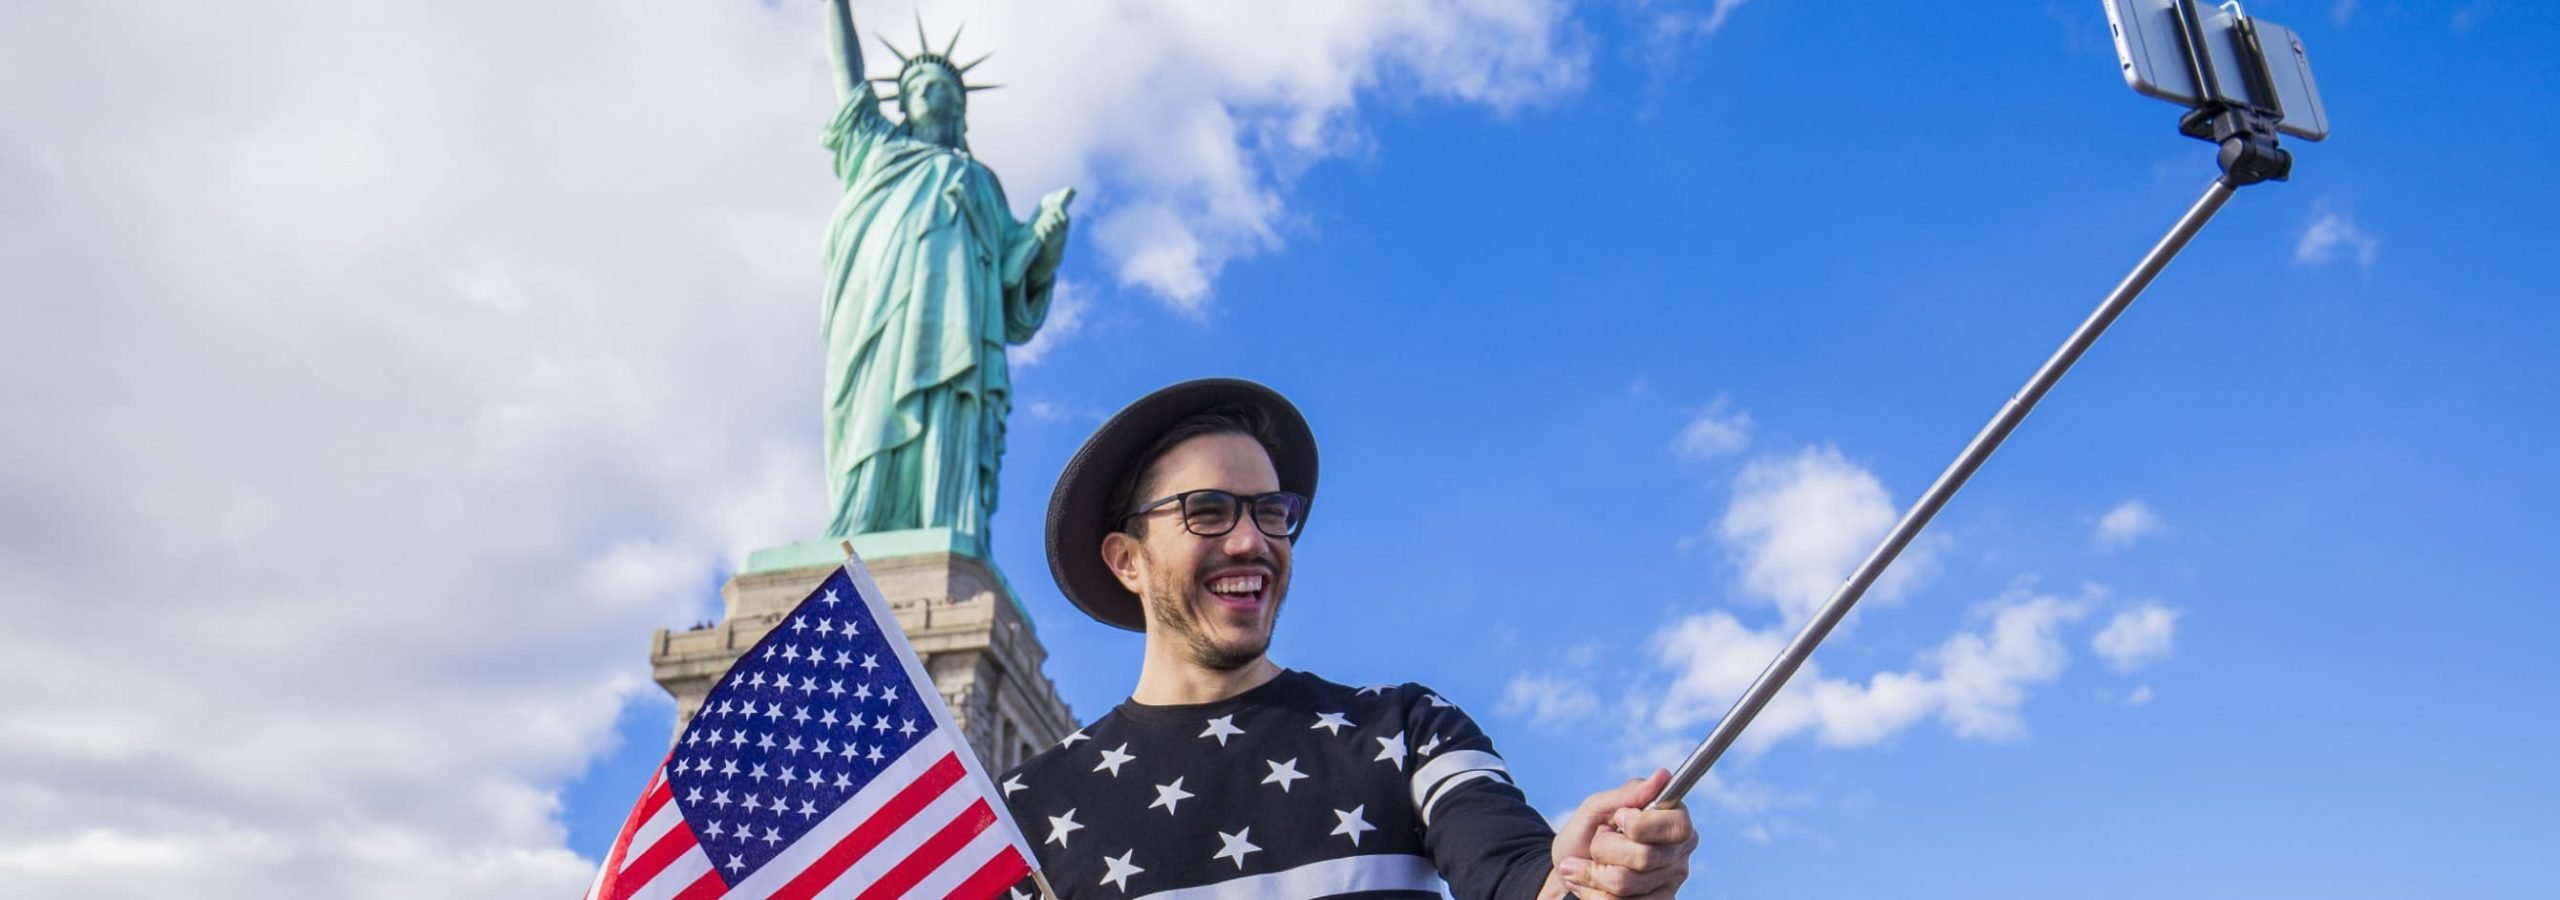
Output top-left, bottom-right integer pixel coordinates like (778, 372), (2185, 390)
(964, 83), (1002, 93)
(944, 22), (967, 59)
(956, 52), (993, 75)
(914, 13), (932, 62)
(873, 34), (909, 65)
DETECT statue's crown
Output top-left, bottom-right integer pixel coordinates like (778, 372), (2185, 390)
(871, 16), (998, 105)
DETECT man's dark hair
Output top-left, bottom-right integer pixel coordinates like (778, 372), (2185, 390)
(1108, 404), (1279, 537)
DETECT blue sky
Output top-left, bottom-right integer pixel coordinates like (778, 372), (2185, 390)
(5, 1), (2554, 897)
(556, 2), (2560, 896)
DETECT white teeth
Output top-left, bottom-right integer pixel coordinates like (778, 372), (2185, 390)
(1208, 575), (1264, 595)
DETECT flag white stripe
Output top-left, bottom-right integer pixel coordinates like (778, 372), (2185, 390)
(623, 798), (686, 873)
(894, 817), (1019, 900)
(723, 729), (962, 896)
(1131, 853), (1441, 900)
(778, 768), (982, 897)
(623, 845), (713, 900)
(1410, 749), (1510, 813)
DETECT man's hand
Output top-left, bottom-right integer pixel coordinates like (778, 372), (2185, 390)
(1540, 769), (1698, 900)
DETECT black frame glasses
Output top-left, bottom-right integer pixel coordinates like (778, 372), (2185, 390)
(1120, 489), (1309, 539)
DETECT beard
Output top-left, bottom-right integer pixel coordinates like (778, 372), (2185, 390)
(1141, 562), (1285, 672)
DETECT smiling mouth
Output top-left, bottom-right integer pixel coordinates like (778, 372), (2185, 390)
(1204, 573), (1267, 609)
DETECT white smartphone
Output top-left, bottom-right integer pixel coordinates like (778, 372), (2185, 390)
(2102, 0), (2329, 141)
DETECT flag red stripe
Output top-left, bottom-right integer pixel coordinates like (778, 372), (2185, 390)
(854, 798), (1000, 900)
(616, 810), (701, 892)
(669, 867), (728, 900)
(946, 843), (1032, 900)
(768, 752), (966, 900)
(592, 764), (670, 900)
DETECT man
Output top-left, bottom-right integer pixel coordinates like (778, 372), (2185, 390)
(1002, 378), (1697, 899)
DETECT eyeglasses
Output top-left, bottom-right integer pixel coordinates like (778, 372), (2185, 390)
(1121, 489), (1309, 540)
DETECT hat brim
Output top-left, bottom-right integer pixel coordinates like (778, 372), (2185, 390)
(1044, 378), (1318, 632)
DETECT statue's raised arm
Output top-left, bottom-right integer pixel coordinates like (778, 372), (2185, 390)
(825, 0), (865, 102)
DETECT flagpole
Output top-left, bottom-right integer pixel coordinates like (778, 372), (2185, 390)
(1031, 870), (1063, 900)
(1651, 177), (2240, 809)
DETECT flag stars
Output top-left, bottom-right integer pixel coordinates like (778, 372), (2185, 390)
(1046, 809), (1084, 847)
(684, 786), (702, 803)
(804, 768), (823, 788)
(749, 764), (768, 784)
(1375, 732), (1409, 770)
(1099, 849), (1143, 892)
(1095, 743), (1136, 777)
(866, 745), (885, 763)
(792, 707), (811, 726)
(1333, 806), (1378, 846)
(872, 717), (891, 735)
(791, 618), (808, 634)
(747, 672), (767, 689)
(757, 733), (777, 752)
(779, 765), (797, 783)
(725, 854), (745, 873)
(833, 772), (854, 790)
(720, 760), (740, 777)
(798, 800), (818, 820)
(762, 826), (782, 848)
(800, 676), (819, 695)
(782, 644), (801, 662)
(821, 588), (841, 607)
(882, 685), (900, 703)
(711, 790), (731, 810)
(1263, 758), (1308, 793)
(853, 683), (873, 702)
(821, 710), (841, 728)
(861, 654), (881, 673)
(763, 702), (783, 722)
(899, 718), (918, 739)
(814, 738), (833, 756)
(1212, 828), (1261, 870)
(834, 650), (855, 669)
(1199, 714), (1244, 746)
(1311, 712), (1352, 736)
(828, 680), (846, 700)
(704, 820), (725, 839)
(815, 618), (835, 637)
(743, 794), (762, 812)
(1149, 777), (1193, 815)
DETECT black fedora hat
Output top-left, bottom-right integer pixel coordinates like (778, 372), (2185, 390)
(1044, 378), (1318, 632)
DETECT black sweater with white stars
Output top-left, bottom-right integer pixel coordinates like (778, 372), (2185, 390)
(999, 670), (1555, 900)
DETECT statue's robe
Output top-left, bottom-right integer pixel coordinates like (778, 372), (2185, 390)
(820, 85), (1052, 551)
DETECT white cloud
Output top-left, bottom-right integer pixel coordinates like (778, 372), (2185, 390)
(2127, 685), (2156, 706)
(1672, 394), (1754, 461)
(2093, 602), (2180, 672)
(1498, 673), (1603, 729)
(2095, 499), (2162, 550)
(1646, 0), (1752, 40)
(2295, 208), (2380, 269)
(0, 1), (1582, 896)
(2332, 0), (2359, 27)
(1719, 446), (1937, 627)
(1639, 590), (2088, 756)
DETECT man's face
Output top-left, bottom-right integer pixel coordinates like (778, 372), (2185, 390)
(1106, 433), (1294, 672)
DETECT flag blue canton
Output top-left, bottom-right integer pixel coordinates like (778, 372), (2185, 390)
(663, 568), (940, 883)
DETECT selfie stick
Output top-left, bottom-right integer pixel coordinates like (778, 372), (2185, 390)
(1648, 0), (2292, 811)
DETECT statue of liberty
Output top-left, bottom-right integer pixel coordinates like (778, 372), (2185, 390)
(817, 0), (1073, 555)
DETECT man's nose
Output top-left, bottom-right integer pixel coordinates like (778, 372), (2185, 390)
(1218, 521), (1270, 559)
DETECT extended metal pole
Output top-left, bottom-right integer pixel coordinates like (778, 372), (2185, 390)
(1653, 177), (2239, 809)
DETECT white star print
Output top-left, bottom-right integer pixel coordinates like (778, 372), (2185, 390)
(1060, 729), (1090, 748)
(866, 745), (885, 763)
(684, 786), (702, 803)
(711, 790), (731, 809)
(899, 718), (918, 738)
(746, 671), (766, 688)
(1213, 828), (1261, 869)
(1046, 809), (1083, 847)
(1199, 714), (1244, 746)
(1002, 775), (1027, 797)
(1311, 711), (1352, 735)
(882, 685), (900, 703)
(782, 644), (800, 661)
(1425, 692), (1452, 707)
(827, 680), (846, 699)
(861, 654), (880, 673)
(1262, 758), (1308, 793)
(1099, 849), (1143, 892)
(816, 618), (834, 636)
(1095, 743), (1136, 777)
(1149, 777), (1193, 815)
(1418, 733), (1444, 756)
(821, 588), (841, 607)
(704, 820), (724, 839)
(762, 826), (782, 847)
(1357, 684), (1390, 696)
(1375, 731), (1409, 770)
(853, 683), (872, 701)
(1332, 805), (1378, 846)
(834, 650), (854, 668)
(725, 854), (745, 872)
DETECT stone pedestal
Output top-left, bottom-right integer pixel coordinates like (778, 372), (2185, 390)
(649, 541), (1077, 772)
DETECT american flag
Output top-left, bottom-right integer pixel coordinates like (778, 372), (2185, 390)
(585, 559), (1038, 900)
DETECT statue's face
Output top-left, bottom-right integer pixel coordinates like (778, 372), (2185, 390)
(899, 65), (966, 132)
